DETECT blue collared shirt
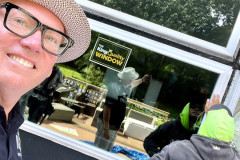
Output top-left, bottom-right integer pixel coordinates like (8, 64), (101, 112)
(0, 102), (24, 160)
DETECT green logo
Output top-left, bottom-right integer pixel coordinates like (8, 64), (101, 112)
(90, 37), (132, 72)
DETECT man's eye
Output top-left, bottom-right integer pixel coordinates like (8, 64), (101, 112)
(45, 35), (58, 44)
(47, 37), (55, 42)
(15, 19), (25, 25)
(46, 36), (56, 42)
(11, 17), (28, 27)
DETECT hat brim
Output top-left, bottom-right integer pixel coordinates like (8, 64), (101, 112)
(117, 72), (139, 80)
(32, 0), (91, 63)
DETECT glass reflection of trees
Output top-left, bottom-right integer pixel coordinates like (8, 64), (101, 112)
(89, 0), (240, 46)
(39, 30), (220, 155)
(67, 31), (218, 118)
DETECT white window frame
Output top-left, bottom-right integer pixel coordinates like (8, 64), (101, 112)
(88, 18), (232, 102)
(77, 0), (240, 59)
(20, 121), (125, 160)
(20, 21), (233, 158)
(21, 1), (240, 159)
(224, 70), (240, 113)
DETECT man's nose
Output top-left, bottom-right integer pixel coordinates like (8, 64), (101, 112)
(19, 30), (43, 53)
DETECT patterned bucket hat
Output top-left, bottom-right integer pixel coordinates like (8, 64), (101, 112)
(32, 0), (91, 63)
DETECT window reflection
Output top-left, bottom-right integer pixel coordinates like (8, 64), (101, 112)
(89, 0), (240, 46)
(21, 31), (218, 158)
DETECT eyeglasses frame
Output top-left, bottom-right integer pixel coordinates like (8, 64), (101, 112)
(0, 2), (74, 56)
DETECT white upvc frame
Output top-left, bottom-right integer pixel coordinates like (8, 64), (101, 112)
(88, 18), (232, 104)
(21, 1), (240, 159)
(228, 15), (240, 57)
(76, 0), (240, 60)
(20, 121), (124, 160)
(224, 70), (240, 113)
(20, 19), (234, 160)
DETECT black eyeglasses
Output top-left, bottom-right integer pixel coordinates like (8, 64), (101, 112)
(0, 2), (74, 56)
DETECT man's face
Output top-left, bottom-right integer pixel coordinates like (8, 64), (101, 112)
(0, 0), (64, 93)
(189, 108), (202, 117)
(189, 107), (202, 127)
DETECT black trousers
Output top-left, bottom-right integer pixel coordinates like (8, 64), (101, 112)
(28, 96), (52, 123)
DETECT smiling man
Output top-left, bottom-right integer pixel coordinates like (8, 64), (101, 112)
(0, 0), (90, 159)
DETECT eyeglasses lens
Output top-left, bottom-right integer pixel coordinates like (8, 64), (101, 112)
(6, 8), (68, 55)
(43, 29), (68, 55)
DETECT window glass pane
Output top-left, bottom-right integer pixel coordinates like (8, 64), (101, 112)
(22, 30), (218, 157)
(89, 0), (240, 47)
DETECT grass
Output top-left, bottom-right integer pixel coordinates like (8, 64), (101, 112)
(56, 64), (88, 82)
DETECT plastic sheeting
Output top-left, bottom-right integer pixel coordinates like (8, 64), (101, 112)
(110, 145), (149, 160)
(82, 141), (149, 160)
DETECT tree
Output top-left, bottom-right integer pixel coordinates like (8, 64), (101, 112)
(74, 50), (92, 72)
(82, 63), (105, 87)
(90, 0), (240, 46)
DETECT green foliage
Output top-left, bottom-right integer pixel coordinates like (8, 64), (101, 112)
(57, 63), (105, 87)
(74, 50), (92, 72)
(157, 119), (164, 126)
(82, 63), (105, 86)
(90, 0), (240, 46)
(56, 64), (86, 81)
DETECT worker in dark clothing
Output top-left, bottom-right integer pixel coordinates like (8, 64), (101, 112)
(28, 65), (63, 123)
(144, 103), (203, 157)
(150, 96), (240, 160)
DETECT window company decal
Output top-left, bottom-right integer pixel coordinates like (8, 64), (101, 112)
(89, 37), (132, 72)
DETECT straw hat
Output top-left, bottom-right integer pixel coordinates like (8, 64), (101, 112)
(31, 0), (91, 63)
(117, 67), (139, 80)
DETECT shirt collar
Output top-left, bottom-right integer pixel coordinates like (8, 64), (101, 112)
(0, 102), (24, 125)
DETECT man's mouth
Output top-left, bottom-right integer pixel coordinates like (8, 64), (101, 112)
(8, 55), (34, 69)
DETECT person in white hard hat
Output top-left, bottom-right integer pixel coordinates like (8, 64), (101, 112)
(0, 1), (91, 159)
(94, 67), (152, 151)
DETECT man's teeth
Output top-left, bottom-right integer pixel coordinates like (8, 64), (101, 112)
(9, 55), (34, 68)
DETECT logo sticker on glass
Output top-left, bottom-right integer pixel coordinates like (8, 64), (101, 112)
(90, 37), (132, 72)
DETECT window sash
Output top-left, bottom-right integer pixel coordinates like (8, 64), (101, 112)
(77, 0), (240, 59)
